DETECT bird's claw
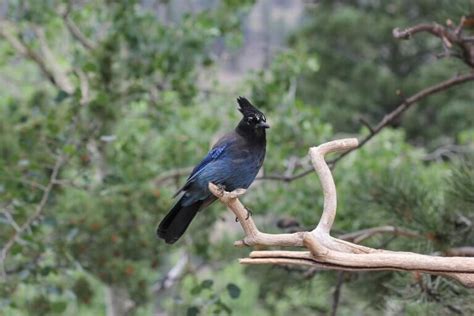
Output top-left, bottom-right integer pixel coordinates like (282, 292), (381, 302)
(216, 184), (226, 196)
(244, 207), (252, 220)
(235, 208), (252, 222)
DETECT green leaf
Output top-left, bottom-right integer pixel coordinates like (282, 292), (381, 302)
(201, 279), (213, 289)
(226, 283), (241, 299)
(51, 301), (67, 313)
(40, 266), (52, 276)
(63, 144), (76, 155)
(55, 90), (70, 103)
(83, 62), (97, 72)
(306, 57), (319, 72)
(187, 306), (200, 316)
(190, 285), (202, 295)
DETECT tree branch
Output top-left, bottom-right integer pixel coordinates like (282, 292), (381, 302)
(153, 167), (194, 186)
(338, 225), (422, 244)
(331, 272), (345, 316)
(60, 3), (96, 51)
(393, 19), (474, 67)
(210, 138), (474, 288)
(33, 26), (74, 93)
(0, 155), (64, 279)
(0, 21), (74, 93)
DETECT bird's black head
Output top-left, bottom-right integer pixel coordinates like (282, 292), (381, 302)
(236, 97), (270, 137)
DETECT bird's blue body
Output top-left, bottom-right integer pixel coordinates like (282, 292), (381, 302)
(157, 97), (268, 244)
(180, 132), (265, 207)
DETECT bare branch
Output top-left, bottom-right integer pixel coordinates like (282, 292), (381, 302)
(358, 117), (374, 134)
(393, 21), (474, 67)
(211, 138), (474, 288)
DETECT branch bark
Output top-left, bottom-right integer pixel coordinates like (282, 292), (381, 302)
(393, 19), (474, 67)
(209, 138), (474, 288)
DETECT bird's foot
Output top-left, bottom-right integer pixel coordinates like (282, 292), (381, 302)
(216, 184), (226, 196)
(235, 208), (252, 222)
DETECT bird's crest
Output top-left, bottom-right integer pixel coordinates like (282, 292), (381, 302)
(237, 97), (266, 121)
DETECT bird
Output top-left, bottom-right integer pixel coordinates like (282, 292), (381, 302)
(157, 97), (269, 244)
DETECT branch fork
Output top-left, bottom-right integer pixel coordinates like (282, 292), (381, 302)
(209, 138), (474, 288)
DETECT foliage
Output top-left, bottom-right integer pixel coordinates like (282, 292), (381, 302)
(290, 0), (474, 148)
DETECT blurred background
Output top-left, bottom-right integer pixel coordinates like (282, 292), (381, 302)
(1, 0), (474, 315)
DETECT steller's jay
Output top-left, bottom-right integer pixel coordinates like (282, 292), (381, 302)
(157, 97), (269, 244)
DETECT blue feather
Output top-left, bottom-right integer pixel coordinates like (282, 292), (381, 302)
(188, 144), (227, 181)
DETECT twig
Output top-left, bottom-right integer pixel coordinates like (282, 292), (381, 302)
(210, 138), (474, 288)
(422, 144), (473, 162)
(60, 3), (96, 51)
(358, 117), (374, 134)
(33, 26), (74, 93)
(0, 21), (74, 93)
(1, 210), (22, 234)
(75, 69), (91, 106)
(153, 167), (194, 186)
(393, 22), (474, 67)
(0, 155), (64, 279)
(331, 272), (345, 316)
(443, 247), (474, 257)
(339, 225), (422, 244)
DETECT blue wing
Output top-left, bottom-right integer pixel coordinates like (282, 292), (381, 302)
(173, 143), (228, 197)
(187, 144), (227, 181)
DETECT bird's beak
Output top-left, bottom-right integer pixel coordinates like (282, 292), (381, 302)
(258, 122), (270, 129)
